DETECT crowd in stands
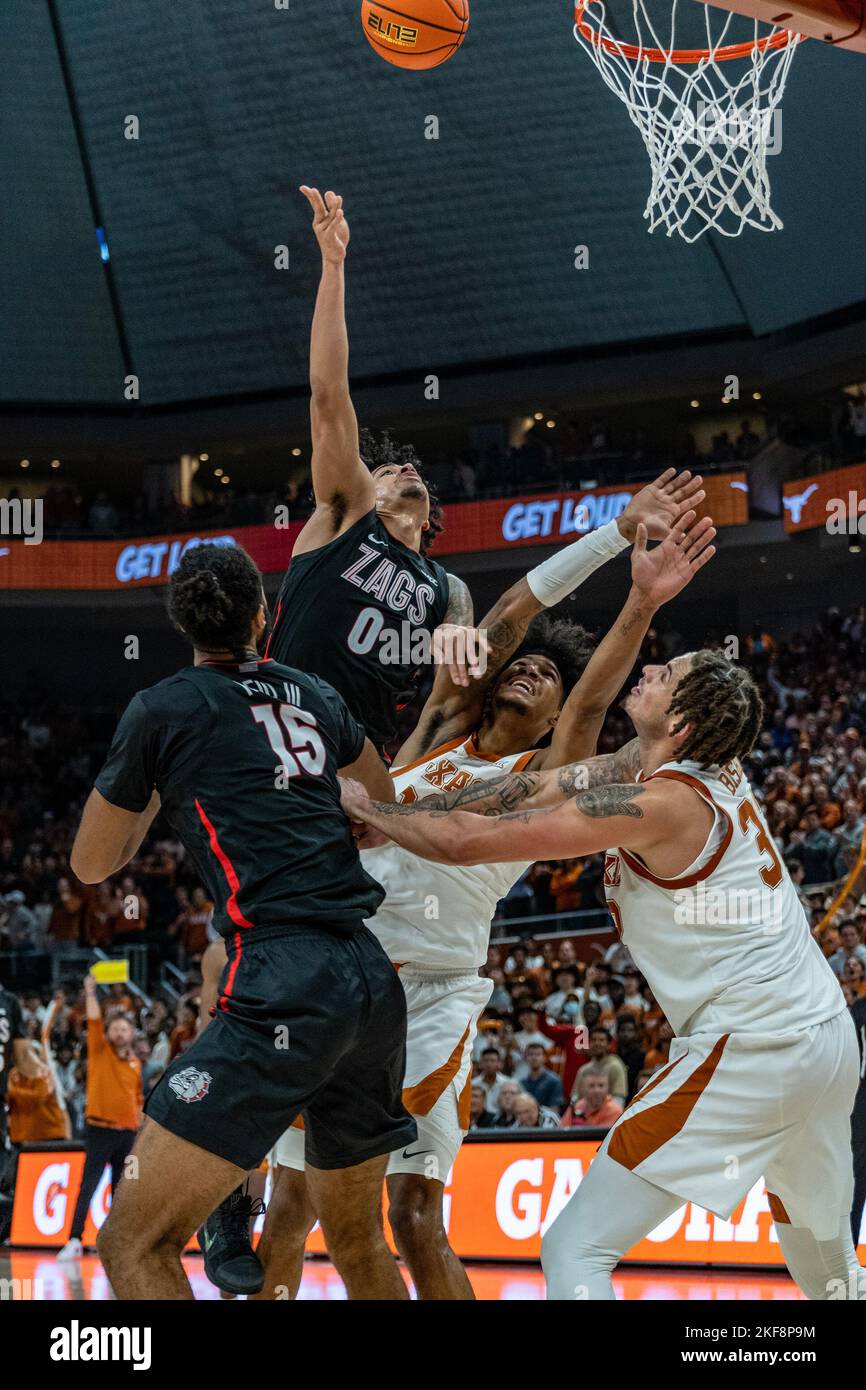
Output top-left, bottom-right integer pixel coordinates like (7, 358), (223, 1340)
(5, 381), (866, 542)
(1, 600), (864, 1148)
(4, 412), (775, 542)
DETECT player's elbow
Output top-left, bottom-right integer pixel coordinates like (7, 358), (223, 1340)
(70, 841), (108, 885)
(309, 377), (348, 416)
(569, 697), (608, 724)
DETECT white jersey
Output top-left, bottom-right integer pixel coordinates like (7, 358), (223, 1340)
(603, 758), (844, 1037)
(364, 733), (536, 971)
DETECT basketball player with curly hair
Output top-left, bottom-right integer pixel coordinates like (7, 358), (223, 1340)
(266, 186), (484, 749)
(343, 651), (865, 1302)
(70, 544), (418, 1301)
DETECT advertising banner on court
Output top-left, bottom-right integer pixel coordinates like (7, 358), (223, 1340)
(0, 474), (748, 591)
(782, 460), (866, 533)
(13, 1139), (864, 1267)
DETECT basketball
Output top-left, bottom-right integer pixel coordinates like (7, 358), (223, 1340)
(360, 0), (469, 70)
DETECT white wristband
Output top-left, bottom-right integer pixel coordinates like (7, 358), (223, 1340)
(525, 519), (630, 608)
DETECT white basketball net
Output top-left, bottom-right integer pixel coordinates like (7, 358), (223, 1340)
(573, 0), (803, 241)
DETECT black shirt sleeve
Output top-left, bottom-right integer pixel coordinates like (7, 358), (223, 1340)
(310, 676), (367, 767)
(7, 992), (25, 1041)
(94, 692), (160, 813)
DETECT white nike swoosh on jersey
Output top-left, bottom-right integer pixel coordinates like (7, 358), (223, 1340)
(367, 534), (388, 546)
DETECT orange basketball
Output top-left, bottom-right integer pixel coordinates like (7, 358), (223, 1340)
(361, 0), (469, 70)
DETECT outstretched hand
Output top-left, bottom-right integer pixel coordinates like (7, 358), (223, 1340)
(618, 468), (706, 543)
(630, 512), (716, 608)
(300, 186), (350, 264)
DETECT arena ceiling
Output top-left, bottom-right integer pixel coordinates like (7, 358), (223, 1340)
(2, 0), (865, 409)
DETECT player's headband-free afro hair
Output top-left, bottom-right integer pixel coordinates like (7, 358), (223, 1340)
(167, 543), (263, 654)
(501, 613), (596, 704)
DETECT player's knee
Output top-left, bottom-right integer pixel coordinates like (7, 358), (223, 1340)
(269, 1167), (315, 1236)
(541, 1212), (604, 1300)
(98, 1206), (185, 1274)
(388, 1180), (443, 1252)
(319, 1201), (385, 1266)
(540, 1218), (569, 1280)
(95, 1216), (121, 1272)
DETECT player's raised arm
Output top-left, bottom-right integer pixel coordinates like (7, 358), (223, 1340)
(535, 511), (716, 768)
(295, 187), (375, 555)
(342, 778), (677, 867)
(396, 468), (705, 762)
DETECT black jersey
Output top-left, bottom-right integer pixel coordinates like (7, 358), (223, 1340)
(95, 659), (385, 939)
(267, 510), (450, 751)
(0, 987), (25, 1102)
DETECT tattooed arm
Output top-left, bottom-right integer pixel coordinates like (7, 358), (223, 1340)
(443, 572), (474, 627)
(343, 780), (663, 865)
(401, 738), (643, 820)
(342, 775), (712, 872)
(342, 739), (640, 848)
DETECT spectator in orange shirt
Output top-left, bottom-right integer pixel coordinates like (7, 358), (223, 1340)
(169, 1003), (199, 1061)
(47, 878), (85, 947)
(170, 886), (214, 967)
(57, 974), (142, 1260)
(84, 882), (114, 948)
(641, 989), (664, 1046)
(644, 1018), (675, 1072)
(549, 860), (584, 913)
(113, 875), (149, 946)
(563, 1074), (623, 1130)
(6, 994), (70, 1143)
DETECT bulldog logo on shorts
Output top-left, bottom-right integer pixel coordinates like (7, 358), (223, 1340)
(168, 1066), (212, 1103)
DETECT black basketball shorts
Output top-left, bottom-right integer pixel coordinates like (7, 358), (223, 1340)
(146, 923), (416, 1170)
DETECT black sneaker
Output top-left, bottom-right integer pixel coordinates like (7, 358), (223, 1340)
(197, 1186), (265, 1296)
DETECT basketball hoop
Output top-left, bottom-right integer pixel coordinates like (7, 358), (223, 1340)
(573, 0), (803, 240)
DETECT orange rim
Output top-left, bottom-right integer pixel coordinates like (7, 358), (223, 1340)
(574, 1), (800, 62)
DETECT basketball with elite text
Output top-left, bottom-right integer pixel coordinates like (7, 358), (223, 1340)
(361, 0), (469, 69)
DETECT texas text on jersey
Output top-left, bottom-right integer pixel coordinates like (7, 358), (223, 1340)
(266, 510), (450, 751)
(94, 658), (385, 939)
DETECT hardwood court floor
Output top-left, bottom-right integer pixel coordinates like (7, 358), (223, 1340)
(2, 1249), (804, 1300)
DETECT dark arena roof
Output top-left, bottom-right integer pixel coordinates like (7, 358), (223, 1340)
(2, 0), (865, 409)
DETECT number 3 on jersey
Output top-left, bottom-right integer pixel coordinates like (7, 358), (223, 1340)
(738, 797), (783, 889)
(251, 703), (326, 779)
